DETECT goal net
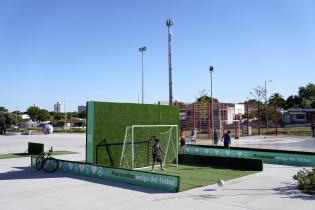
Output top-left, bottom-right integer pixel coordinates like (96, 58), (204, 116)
(219, 120), (241, 139)
(120, 125), (178, 169)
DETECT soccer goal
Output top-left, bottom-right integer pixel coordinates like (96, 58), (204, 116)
(219, 120), (241, 139)
(120, 125), (178, 169)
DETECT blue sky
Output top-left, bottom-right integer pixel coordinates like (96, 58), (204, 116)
(1, 0), (314, 112)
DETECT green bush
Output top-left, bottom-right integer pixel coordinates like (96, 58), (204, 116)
(293, 168), (315, 195)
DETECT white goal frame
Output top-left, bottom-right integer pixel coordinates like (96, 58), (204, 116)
(120, 125), (179, 169)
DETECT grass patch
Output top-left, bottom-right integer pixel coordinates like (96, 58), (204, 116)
(140, 164), (257, 191)
(0, 150), (78, 159)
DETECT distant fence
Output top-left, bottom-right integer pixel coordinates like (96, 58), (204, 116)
(179, 102), (314, 137)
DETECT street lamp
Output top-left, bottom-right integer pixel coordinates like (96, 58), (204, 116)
(264, 80), (272, 132)
(138, 46), (146, 104)
(209, 66), (214, 143)
(166, 19), (174, 105)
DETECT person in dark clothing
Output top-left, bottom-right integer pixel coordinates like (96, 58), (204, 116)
(311, 121), (315, 138)
(151, 138), (165, 171)
(221, 130), (231, 149)
(180, 128), (186, 153)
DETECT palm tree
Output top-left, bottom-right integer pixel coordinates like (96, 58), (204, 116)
(268, 93), (286, 108)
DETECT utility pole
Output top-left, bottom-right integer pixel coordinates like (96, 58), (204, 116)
(166, 19), (174, 106)
(138, 47), (146, 104)
(209, 66), (214, 143)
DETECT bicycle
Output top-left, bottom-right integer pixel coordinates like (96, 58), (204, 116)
(36, 146), (59, 173)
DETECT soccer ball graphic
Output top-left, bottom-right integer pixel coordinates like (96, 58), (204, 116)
(217, 179), (224, 187)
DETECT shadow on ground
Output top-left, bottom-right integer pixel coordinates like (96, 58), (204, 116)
(0, 166), (165, 194)
(190, 182), (314, 201)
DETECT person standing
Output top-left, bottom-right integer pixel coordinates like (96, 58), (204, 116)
(191, 128), (197, 144)
(151, 138), (165, 172)
(221, 130), (231, 149)
(213, 128), (219, 146)
(311, 121), (315, 138)
(180, 128), (186, 153)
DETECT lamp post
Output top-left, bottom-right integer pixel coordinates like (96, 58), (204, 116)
(209, 66), (214, 143)
(138, 46), (146, 104)
(166, 19), (174, 105)
(264, 80), (272, 132)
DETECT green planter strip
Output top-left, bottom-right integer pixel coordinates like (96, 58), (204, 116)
(31, 157), (179, 192)
(184, 145), (315, 166)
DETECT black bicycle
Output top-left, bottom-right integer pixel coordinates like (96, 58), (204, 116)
(36, 147), (59, 173)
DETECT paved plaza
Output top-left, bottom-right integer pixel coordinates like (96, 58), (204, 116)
(0, 133), (314, 209)
(196, 135), (315, 152)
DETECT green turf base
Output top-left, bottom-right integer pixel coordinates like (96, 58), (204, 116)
(140, 165), (257, 191)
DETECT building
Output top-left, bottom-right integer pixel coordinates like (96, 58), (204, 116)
(54, 102), (64, 113)
(283, 108), (315, 125)
(78, 105), (86, 113)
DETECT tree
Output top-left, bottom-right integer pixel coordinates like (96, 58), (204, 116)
(27, 107), (41, 121)
(298, 83), (315, 99)
(286, 83), (315, 109)
(0, 107), (14, 128)
(195, 89), (210, 131)
(37, 109), (51, 122)
(0, 107), (8, 112)
(249, 86), (266, 135)
(195, 88), (219, 133)
(301, 96), (315, 108)
(78, 110), (87, 119)
(0, 112), (15, 127)
(268, 93), (286, 108)
(285, 95), (302, 109)
(26, 107), (51, 122)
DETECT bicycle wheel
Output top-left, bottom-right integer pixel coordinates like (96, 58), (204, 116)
(43, 158), (59, 173)
(36, 156), (44, 171)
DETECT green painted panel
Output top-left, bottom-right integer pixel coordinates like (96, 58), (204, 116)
(31, 157), (179, 192)
(184, 145), (315, 166)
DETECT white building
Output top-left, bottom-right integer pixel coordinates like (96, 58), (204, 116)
(54, 102), (64, 113)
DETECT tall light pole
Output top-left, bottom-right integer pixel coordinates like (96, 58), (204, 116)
(209, 66), (214, 143)
(138, 46), (146, 104)
(166, 19), (174, 106)
(264, 80), (272, 132)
